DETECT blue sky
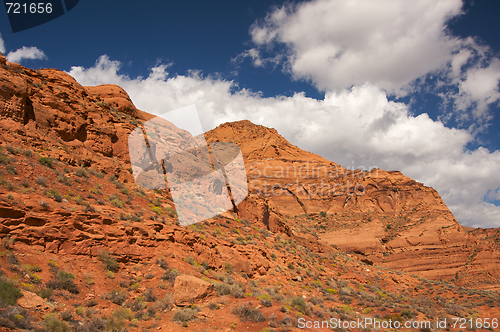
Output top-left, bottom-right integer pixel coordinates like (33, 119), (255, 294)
(1, 0), (500, 228)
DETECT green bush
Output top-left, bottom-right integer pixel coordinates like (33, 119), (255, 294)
(38, 156), (53, 168)
(43, 314), (71, 332)
(161, 268), (179, 285)
(0, 280), (23, 305)
(47, 270), (79, 294)
(291, 296), (307, 314)
(257, 294), (273, 307)
(98, 251), (119, 272)
(47, 189), (62, 202)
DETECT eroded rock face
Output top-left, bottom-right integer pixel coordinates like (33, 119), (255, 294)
(205, 120), (500, 290)
(1, 57), (499, 290)
(173, 275), (215, 306)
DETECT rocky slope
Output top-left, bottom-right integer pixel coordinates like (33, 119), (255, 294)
(205, 120), (500, 290)
(0, 54), (500, 331)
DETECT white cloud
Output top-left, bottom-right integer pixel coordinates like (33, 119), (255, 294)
(69, 56), (500, 228)
(246, 0), (500, 125)
(249, 0), (464, 93)
(6, 46), (46, 64)
(0, 34), (5, 54)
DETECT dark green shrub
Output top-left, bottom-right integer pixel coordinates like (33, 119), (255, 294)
(0, 280), (23, 305)
(47, 189), (62, 202)
(38, 157), (53, 168)
(47, 271), (79, 294)
(161, 268), (179, 285)
(98, 251), (119, 272)
(291, 296), (307, 314)
(43, 314), (71, 332)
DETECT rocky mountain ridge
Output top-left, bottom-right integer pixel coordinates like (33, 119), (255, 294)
(0, 53), (499, 331)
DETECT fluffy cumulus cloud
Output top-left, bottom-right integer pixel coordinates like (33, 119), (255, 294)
(0, 34), (47, 63)
(248, 0), (462, 91)
(6, 46), (46, 64)
(246, 0), (500, 122)
(69, 55), (500, 227)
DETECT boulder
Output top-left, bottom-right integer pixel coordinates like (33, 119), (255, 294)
(173, 275), (215, 306)
(17, 290), (50, 311)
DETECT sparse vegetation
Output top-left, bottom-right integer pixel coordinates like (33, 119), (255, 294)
(0, 280), (23, 305)
(37, 156), (53, 168)
(232, 304), (266, 322)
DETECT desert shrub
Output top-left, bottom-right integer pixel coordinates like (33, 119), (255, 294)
(5, 144), (19, 155)
(112, 307), (133, 321)
(60, 311), (73, 321)
(43, 314), (71, 332)
(143, 288), (157, 302)
(74, 167), (88, 178)
(6, 254), (18, 265)
(150, 294), (173, 313)
(400, 308), (416, 319)
(40, 287), (53, 300)
(258, 294), (273, 307)
(150, 205), (163, 215)
(165, 206), (177, 218)
(291, 297), (307, 314)
(0, 281), (23, 305)
(230, 283), (245, 298)
(98, 251), (119, 272)
(106, 289), (128, 305)
(47, 271), (79, 294)
(58, 175), (72, 186)
(47, 189), (62, 202)
(0, 306), (32, 329)
(161, 268), (179, 284)
(0, 147), (10, 165)
(208, 302), (220, 310)
(109, 195), (125, 209)
(214, 282), (231, 296)
(309, 296), (324, 305)
(86, 299), (98, 307)
(173, 306), (200, 323)
(6, 165), (17, 175)
(36, 176), (47, 187)
(232, 304), (266, 322)
(126, 297), (146, 312)
(38, 157), (53, 168)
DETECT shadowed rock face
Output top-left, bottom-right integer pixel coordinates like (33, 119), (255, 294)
(1, 53), (499, 293)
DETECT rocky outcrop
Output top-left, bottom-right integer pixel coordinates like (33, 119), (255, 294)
(1, 56), (499, 290)
(17, 290), (50, 311)
(205, 120), (500, 289)
(173, 275), (215, 306)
